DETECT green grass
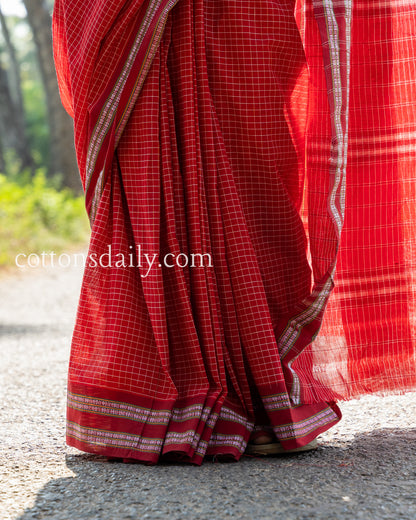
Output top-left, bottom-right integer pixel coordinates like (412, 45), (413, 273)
(0, 170), (90, 267)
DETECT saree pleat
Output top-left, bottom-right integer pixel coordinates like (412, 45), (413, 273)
(53, 0), (416, 464)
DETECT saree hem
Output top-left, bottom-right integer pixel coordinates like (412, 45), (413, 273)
(66, 382), (340, 464)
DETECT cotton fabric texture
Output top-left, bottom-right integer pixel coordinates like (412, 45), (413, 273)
(53, 0), (416, 464)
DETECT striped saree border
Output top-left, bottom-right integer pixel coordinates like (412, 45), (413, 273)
(85, 0), (180, 223)
(272, 406), (340, 442)
(66, 387), (339, 463)
(68, 391), (255, 430)
(67, 421), (164, 454)
(66, 388), (253, 463)
(69, 392), (202, 425)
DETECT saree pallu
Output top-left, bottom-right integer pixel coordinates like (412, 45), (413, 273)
(53, 0), (416, 464)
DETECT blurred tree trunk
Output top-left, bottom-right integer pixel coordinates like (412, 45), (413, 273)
(0, 9), (25, 126)
(0, 8), (35, 171)
(0, 63), (34, 170)
(0, 136), (5, 173)
(22, 0), (81, 192)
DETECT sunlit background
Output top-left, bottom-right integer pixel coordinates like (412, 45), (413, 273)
(0, 0), (89, 268)
(0, 0), (26, 17)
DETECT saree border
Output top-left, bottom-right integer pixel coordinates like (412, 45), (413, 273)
(66, 384), (340, 463)
(85, 0), (180, 224)
(277, 0), (352, 405)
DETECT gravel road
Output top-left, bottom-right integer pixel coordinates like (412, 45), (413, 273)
(1, 256), (416, 520)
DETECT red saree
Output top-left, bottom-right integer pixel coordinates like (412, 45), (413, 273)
(53, 0), (416, 464)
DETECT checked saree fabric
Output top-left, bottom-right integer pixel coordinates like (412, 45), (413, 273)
(53, 0), (416, 464)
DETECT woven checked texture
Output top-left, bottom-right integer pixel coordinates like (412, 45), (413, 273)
(311, 0), (416, 399)
(53, 0), (416, 464)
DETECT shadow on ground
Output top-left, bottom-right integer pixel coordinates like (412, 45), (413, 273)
(0, 324), (64, 337)
(17, 428), (416, 520)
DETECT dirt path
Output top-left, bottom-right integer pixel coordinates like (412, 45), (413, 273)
(1, 259), (415, 519)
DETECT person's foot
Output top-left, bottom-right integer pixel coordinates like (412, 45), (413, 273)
(246, 430), (318, 456)
(250, 433), (275, 445)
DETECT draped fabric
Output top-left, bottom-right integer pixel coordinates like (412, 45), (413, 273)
(53, 0), (416, 464)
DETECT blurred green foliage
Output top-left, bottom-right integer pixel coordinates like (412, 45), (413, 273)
(0, 9), (89, 268)
(0, 169), (89, 266)
(21, 57), (50, 168)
